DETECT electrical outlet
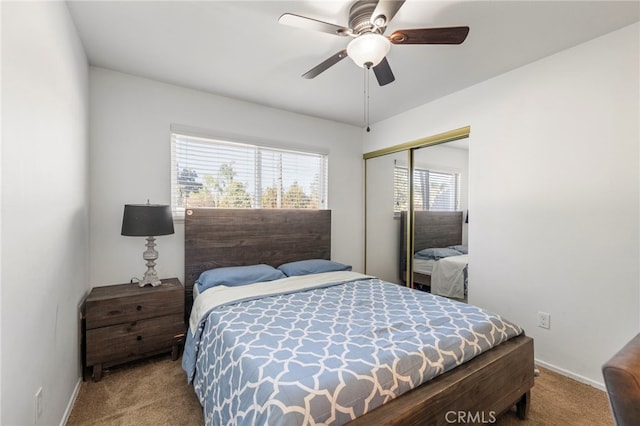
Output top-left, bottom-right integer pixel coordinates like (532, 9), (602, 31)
(538, 311), (551, 329)
(35, 387), (43, 422)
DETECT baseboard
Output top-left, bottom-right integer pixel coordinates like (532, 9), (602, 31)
(60, 378), (82, 426)
(535, 358), (606, 391)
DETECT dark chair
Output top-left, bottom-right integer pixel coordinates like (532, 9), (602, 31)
(602, 333), (640, 426)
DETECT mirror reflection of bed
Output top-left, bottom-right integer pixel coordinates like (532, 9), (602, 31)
(399, 138), (469, 301)
(400, 210), (469, 301)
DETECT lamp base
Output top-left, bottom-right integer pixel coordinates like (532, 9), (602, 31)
(138, 272), (163, 287)
(137, 236), (163, 287)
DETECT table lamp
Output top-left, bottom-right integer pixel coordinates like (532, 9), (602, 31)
(121, 203), (174, 287)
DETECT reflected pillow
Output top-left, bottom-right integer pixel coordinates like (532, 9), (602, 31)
(277, 259), (352, 277)
(447, 245), (468, 254)
(415, 247), (463, 260)
(196, 264), (286, 293)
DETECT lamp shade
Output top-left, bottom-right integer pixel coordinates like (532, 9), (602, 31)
(347, 33), (391, 68)
(121, 204), (174, 237)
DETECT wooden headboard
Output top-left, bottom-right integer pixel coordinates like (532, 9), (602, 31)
(409, 211), (463, 251)
(184, 208), (331, 320)
(399, 211), (464, 282)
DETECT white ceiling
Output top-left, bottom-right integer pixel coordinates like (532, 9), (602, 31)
(66, 1), (639, 128)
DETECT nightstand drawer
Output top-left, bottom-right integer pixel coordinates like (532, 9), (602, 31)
(86, 282), (183, 329)
(86, 313), (184, 364)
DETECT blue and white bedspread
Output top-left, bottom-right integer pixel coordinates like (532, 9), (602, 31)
(182, 271), (523, 426)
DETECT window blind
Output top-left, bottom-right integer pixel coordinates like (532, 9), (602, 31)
(171, 133), (328, 216)
(394, 165), (460, 212)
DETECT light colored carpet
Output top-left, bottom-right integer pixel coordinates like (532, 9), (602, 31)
(67, 356), (613, 425)
(67, 356), (202, 426)
(495, 368), (612, 426)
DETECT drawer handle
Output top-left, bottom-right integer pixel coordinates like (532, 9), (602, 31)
(137, 336), (142, 341)
(136, 305), (142, 311)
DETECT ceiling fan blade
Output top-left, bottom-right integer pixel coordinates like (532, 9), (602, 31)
(302, 49), (348, 79)
(279, 13), (352, 36)
(389, 27), (470, 45)
(370, 0), (406, 28)
(373, 57), (395, 86)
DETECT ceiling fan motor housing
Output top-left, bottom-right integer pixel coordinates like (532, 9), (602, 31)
(349, 0), (385, 35)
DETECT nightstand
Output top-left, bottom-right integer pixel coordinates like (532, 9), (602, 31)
(84, 278), (184, 381)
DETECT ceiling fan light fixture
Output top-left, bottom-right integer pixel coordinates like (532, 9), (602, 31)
(347, 33), (390, 68)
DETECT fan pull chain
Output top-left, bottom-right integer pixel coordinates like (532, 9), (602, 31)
(362, 66), (366, 130)
(364, 64), (371, 132)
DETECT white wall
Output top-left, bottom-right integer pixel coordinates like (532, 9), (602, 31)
(1, 2), (89, 425)
(89, 67), (364, 287)
(364, 23), (640, 388)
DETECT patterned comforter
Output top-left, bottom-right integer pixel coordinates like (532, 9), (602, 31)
(182, 271), (522, 426)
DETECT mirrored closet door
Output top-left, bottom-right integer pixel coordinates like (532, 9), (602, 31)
(364, 127), (470, 292)
(365, 150), (410, 284)
(409, 141), (469, 298)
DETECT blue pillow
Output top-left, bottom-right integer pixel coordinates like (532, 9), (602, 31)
(196, 264), (286, 293)
(277, 259), (352, 277)
(415, 247), (462, 260)
(448, 245), (468, 254)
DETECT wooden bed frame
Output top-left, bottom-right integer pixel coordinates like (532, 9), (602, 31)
(185, 208), (534, 425)
(400, 211), (464, 290)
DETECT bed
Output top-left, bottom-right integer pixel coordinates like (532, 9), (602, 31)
(183, 208), (534, 425)
(400, 211), (468, 298)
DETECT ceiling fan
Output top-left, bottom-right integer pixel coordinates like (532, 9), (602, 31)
(279, 0), (469, 86)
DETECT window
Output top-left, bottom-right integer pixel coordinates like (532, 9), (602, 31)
(394, 164), (460, 212)
(171, 132), (328, 218)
